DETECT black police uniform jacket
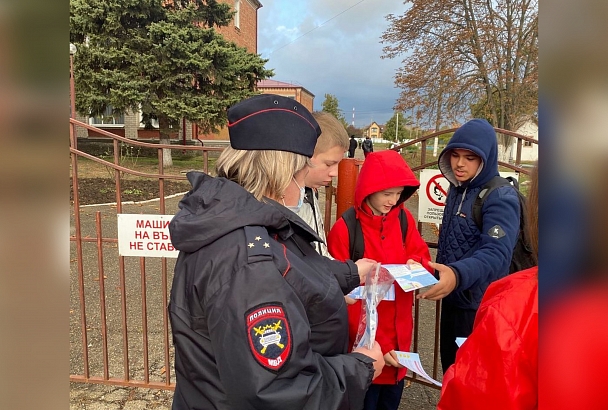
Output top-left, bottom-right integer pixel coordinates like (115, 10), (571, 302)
(169, 172), (374, 410)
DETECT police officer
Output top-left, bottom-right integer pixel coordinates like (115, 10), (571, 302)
(169, 94), (385, 410)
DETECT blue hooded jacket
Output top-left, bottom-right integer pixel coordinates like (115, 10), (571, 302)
(437, 119), (520, 310)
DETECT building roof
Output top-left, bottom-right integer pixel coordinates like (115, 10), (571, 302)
(257, 79), (314, 97)
(247, 0), (263, 10)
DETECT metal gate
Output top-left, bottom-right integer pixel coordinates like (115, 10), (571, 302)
(70, 117), (223, 389)
(70, 118), (537, 391)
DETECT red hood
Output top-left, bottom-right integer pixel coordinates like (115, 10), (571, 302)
(354, 150), (420, 208)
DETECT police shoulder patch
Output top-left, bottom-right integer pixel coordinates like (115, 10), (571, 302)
(245, 303), (292, 372)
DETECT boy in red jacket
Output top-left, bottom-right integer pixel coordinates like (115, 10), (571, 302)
(327, 150), (432, 410)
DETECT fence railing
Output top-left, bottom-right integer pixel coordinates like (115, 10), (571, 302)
(70, 120), (536, 391)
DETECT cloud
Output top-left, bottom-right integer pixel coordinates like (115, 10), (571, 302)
(258, 0), (410, 126)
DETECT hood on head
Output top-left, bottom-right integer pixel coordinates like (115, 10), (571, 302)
(438, 119), (499, 187)
(354, 150), (420, 208)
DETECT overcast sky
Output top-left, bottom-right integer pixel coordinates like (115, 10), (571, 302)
(257, 0), (409, 128)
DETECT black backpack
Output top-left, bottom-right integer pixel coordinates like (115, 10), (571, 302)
(341, 206), (408, 262)
(472, 176), (536, 273)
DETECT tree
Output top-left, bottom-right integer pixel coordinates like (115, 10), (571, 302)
(381, 0), (538, 159)
(346, 124), (362, 137)
(321, 94), (348, 128)
(70, 0), (273, 166)
(383, 112), (413, 142)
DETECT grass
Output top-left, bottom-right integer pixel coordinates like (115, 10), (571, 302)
(73, 154), (217, 180)
(123, 188), (144, 195)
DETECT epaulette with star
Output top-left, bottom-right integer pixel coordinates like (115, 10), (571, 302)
(243, 226), (273, 263)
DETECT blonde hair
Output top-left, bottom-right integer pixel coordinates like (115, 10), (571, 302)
(526, 162), (539, 261)
(312, 111), (349, 154)
(216, 147), (310, 201)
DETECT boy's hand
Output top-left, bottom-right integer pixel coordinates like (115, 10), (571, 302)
(344, 295), (357, 305)
(417, 261), (457, 300)
(383, 350), (404, 368)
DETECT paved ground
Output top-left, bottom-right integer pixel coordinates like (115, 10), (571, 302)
(70, 381), (439, 409)
(70, 148), (442, 409)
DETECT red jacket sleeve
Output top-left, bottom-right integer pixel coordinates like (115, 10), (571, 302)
(327, 218), (350, 262)
(438, 304), (537, 410)
(402, 209), (432, 273)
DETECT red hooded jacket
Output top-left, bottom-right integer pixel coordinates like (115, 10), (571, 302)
(438, 266), (538, 409)
(327, 150), (432, 384)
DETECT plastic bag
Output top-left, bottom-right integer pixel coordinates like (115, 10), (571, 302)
(353, 263), (395, 350)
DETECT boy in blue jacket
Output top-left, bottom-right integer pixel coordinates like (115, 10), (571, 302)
(418, 119), (520, 372)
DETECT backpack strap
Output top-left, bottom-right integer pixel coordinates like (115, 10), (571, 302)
(342, 207), (364, 262)
(398, 207), (408, 244)
(472, 176), (514, 230)
(342, 206), (409, 262)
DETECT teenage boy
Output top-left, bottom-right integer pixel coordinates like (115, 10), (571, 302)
(418, 119), (520, 372)
(291, 111), (349, 257)
(327, 150), (432, 410)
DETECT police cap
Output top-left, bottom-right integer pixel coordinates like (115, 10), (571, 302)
(227, 94), (321, 158)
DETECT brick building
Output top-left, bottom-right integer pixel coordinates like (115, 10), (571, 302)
(256, 80), (314, 112)
(77, 0), (301, 144)
(216, 0), (261, 55)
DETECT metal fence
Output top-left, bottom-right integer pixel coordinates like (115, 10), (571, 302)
(70, 118), (536, 391)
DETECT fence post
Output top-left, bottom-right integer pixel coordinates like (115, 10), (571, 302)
(336, 158), (363, 219)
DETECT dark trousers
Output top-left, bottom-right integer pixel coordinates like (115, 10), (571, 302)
(440, 302), (477, 373)
(363, 379), (405, 410)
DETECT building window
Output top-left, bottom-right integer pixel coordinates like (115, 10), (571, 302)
(524, 140), (532, 147)
(234, 0), (240, 29)
(139, 109), (159, 129)
(89, 106), (124, 127)
(371, 127), (378, 133)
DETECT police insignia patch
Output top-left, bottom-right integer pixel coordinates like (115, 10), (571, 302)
(245, 303), (292, 372)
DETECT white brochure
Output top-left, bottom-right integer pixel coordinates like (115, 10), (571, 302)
(395, 351), (442, 387)
(383, 263), (438, 293)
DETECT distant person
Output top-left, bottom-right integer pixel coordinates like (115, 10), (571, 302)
(438, 162), (538, 410)
(362, 136), (374, 158)
(417, 119), (520, 373)
(328, 150), (432, 410)
(348, 135), (358, 158)
(168, 94), (384, 410)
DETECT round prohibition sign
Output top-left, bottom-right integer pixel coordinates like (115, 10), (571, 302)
(426, 174), (448, 206)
